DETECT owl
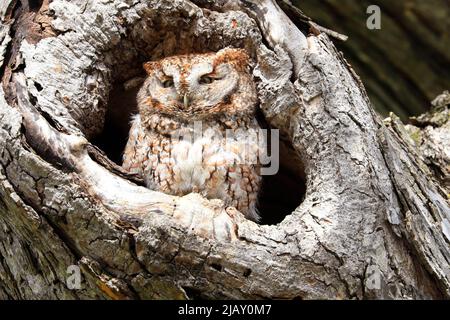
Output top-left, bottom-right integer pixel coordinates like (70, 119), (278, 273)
(122, 48), (265, 221)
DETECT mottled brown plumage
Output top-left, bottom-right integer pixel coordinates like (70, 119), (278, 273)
(122, 48), (265, 221)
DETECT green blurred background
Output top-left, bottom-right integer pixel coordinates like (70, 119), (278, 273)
(293, 0), (450, 119)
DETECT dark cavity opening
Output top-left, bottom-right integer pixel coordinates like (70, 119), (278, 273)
(257, 124), (306, 225)
(91, 81), (141, 165)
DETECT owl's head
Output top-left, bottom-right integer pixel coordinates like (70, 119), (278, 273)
(137, 48), (257, 122)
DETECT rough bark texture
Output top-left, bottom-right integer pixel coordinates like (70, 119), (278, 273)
(402, 92), (449, 193)
(0, 0), (449, 300)
(295, 0), (450, 119)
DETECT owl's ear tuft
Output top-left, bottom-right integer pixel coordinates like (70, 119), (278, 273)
(214, 48), (251, 71)
(143, 61), (156, 74)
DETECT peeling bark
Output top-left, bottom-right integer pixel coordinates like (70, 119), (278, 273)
(0, 0), (448, 300)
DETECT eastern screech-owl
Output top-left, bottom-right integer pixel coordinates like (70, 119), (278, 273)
(122, 48), (265, 221)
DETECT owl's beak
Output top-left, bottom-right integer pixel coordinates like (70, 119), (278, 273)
(183, 94), (190, 108)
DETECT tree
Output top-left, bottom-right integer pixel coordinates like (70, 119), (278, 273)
(0, 0), (448, 299)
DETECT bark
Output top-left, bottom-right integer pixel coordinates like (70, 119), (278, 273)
(0, 0), (449, 300)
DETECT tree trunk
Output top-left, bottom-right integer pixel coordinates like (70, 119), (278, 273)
(0, 0), (449, 300)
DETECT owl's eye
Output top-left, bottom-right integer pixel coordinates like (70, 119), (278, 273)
(162, 78), (174, 88)
(199, 76), (214, 84)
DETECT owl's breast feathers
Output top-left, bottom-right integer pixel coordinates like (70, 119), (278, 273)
(122, 114), (264, 221)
